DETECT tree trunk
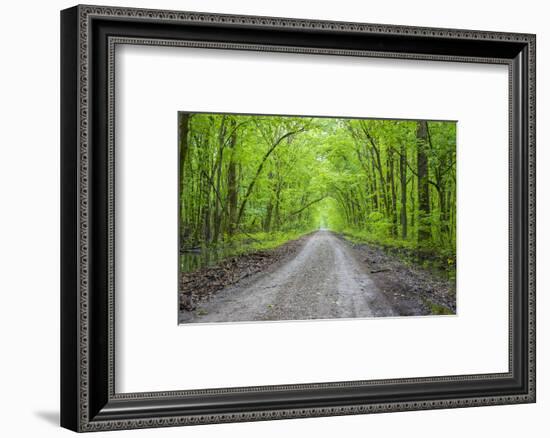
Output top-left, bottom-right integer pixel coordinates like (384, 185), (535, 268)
(273, 182), (282, 231)
(388, 152), (398, 237)
(371, 146), (389, 216)
(263, 198), (273, 232)
(410, 175), (415, 230)
(371, 159), (379, 211)
(212, 117), (227, 243)
(399, 143), (408, 239)
(416, 120), (431, 243)
(201, 177), (211, 244)
(226, 122), (238, 236)
(178, 113), (190, 248)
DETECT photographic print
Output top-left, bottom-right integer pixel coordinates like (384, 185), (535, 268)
(61, 7), (536, 429)
(178, 113), (456, 324)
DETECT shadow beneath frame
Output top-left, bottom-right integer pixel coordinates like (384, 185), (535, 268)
(34, 410), (59, 427)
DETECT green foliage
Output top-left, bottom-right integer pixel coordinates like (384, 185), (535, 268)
(228, 229), (315, 253)
(422, 298), (454, 315)
(179, 112), (456, 275)
(338, 227), (456, 282)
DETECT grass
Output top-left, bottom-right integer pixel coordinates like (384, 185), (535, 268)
(422, 298), (454, 315)
(228, 229), (315, 253)
(180, 228), (316, 273)
(336, 227), (456, 282)
(339, 228), (418, 251)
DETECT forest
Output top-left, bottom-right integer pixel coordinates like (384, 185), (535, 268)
(178, 112), (456, 277)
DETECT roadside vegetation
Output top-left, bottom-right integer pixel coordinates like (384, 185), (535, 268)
(179, 112), (456, 282)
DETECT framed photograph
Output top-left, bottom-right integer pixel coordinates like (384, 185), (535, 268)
(60, 5), (536, 432)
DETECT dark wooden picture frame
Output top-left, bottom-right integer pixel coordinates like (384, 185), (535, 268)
(61, 5), (536, 432)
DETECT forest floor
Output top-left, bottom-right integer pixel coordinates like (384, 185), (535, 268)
(179, 230), (455, 324)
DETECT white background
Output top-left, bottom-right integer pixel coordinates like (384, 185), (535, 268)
(117, 46), (509, 392)
(0, 0), (547, 437)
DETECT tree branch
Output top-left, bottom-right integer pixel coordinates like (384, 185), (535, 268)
(235, 128), (305, 225)
(389, 145), (441, 190)
(201, 170), (227, 214)
(288, 196), (326, 216)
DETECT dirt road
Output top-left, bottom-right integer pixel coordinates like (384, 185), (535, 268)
(179, 230), (398, 324)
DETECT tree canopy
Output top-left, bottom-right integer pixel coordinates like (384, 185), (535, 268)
(179, 112), (456, 262)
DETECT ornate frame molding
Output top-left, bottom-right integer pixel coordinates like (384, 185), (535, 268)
(61, 5), (536, 432)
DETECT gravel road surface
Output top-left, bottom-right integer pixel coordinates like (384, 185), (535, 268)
(179, 230), (397, 323)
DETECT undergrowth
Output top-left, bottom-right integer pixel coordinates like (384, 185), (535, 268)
(337, 227), (456, 283)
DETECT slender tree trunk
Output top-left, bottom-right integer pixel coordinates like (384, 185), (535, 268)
(178, 113), (190, 248)
(226, 123), (238, 236)
(178, 113), (190, 182)
(372, 146), (389, 216)
(437, 183), (448, 243)
(263, 198), (273, 232)
(449, 181), (455, 246)
(371, 159), (379, 210)
(273, 182), (282, 231)
(416, 120), (431, 243)
(349, 189), (357, 226)
(399, 143), (408, 239)
(212, 117), (227, 243)
(409, 173), (416, 232)
(201, 179), (211, 244)
(194, 171), (203, 245)
(212, 159), (223, 243)
(363, 130), (389, 215)
(388, 152), (398, 237)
